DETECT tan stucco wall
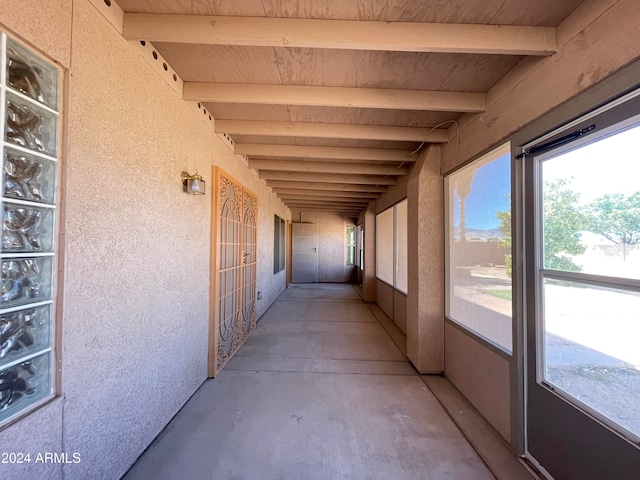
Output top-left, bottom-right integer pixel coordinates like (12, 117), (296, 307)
(406, 146), (444, 374)
(0, 2), (289, 479)
(0, 0), (72, 68)
(445, 323), (511, 442)
(359, 203), (377, 302)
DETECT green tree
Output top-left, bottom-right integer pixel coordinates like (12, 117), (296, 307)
(587, 192), (640, 260)
(542, 179), (588, 272)
(496, 206), (512, 277)
(496, 179), (588, 276)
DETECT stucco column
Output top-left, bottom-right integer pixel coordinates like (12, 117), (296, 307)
(407, 146), (444, 373)
(362, 202), (377, 302)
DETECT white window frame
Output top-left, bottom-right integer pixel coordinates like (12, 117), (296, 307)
(375, 199), (408, 294)
(346, 225), (356, 266)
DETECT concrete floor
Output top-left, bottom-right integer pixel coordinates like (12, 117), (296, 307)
(123, 284), (509, 480)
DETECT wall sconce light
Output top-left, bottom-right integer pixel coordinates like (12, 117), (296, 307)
(181, 171), (206, 195)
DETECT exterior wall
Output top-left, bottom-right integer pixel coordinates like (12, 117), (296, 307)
(406, 146), (444, 373)
(393, 290), (407, 334)
(290, 211), (355, 283)
(0, 2), (289, 480)
(373, 179), (408, 331)
(376, 279), (394, 319)
(445, 323), (511, 442)
(437, 0), (640, 447)
(375, 177), (408, 214)
(0, 0), (72, 68)
(358, 204), (377, 302)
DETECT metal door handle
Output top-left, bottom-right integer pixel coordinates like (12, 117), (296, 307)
(242, 251), (249, 264)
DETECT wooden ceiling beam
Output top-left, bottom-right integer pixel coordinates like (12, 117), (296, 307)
(184, 83), (485, 113)
(238, 144), (416, 162)
(248, 159), (409, 176)
(278, 195), (371, 204)
(259, 171), (397, 185)
(289, 208), (362, 215)
(272, 188), (380, 198)
(286, 203), (364, 211)
(123, 14), (556, 56)
(267, 181), (388, 193)
(283, 200), (367, 208)
(214, 120), (449, 143)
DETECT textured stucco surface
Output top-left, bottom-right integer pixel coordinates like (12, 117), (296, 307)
(0, 399), (63, 479)
(290, 211), (355, 283)
(375, 177), (408, 215)
(0, 2), (288, 479)
(407, 147), (444, 374)
(0, 0), (72, 67)
(61, 3), (213, 478)
(445, 323), (511, 442)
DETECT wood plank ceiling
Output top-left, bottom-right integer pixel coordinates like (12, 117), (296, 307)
(117, 0), (583, 215)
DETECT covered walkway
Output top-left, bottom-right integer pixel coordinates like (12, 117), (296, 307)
(123, 284), (529, 480)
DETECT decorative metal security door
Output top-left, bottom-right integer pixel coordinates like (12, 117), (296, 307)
(241, 190), (257, 339)
(209, 168), (258, 376)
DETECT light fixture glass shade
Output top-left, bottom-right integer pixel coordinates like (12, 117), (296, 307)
(187, 177), (205, 195)
(181, 171), (205, 195)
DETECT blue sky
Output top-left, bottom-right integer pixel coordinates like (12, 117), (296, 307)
(453, 153), (510, 230)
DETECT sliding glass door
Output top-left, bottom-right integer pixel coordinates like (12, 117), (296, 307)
(525, 90), (640, 479)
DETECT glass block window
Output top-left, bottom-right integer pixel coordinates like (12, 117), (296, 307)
(0, 33), (60, 426)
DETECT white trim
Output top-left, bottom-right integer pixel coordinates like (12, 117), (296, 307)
(0, 300), (53, 314)
(2, 143), (58, 163)
(87, 0), (124, 34)
(0, 347), (51, 371)
(5, 87), (59, 116)
(0, 252), (55, 259)
(541, 269), (640, 291)
(1, 197), (56, 209)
